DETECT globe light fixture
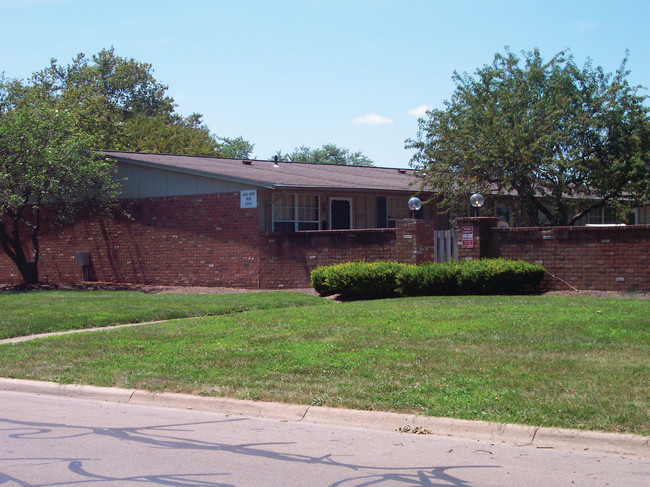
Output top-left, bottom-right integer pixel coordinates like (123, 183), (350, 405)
(408, 197), (422, 219)
(470, 193), (485, 217)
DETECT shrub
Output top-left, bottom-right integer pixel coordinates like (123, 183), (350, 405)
(312, 259), (546, 300)
(456, 258), (493, 294)
(396, 261), (461, 296)
(310, 266), (333, 296)
(311, 261), (402, 300)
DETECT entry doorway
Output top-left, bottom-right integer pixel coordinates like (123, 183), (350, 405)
(330, 198), (352, 230)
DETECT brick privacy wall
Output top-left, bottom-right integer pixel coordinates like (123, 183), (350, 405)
(259, 220), (436, 288)
(259, 229), (397, 288)
(4, 195), (647, 291)
(0, 193), (262, 287)
(487, 225), (650, 291)
(0, 195), (435, 288)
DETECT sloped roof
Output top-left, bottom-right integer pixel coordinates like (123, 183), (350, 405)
(103, 151), (426, 193)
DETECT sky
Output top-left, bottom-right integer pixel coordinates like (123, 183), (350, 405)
(1, 0), (648, 168)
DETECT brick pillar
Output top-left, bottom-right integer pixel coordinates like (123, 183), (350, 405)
(456, 217), (498, 260)
(395, 219), (435, 264)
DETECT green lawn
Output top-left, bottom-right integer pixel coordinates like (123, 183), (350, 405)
(0, 290), (325, 339)
(0, 293), (648, 435)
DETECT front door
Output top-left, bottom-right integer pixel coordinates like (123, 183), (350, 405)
(330, 199), (352, 230)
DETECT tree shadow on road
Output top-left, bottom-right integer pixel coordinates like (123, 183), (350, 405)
(1, 416), (499, 486)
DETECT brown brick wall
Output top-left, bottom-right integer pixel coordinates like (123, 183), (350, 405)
(0, 193), (263, 288)
(258, 220), (435, 288)
(0, 196), (433, 289)
(487, 225), (650, 291)
(259, 228), (398, 288)
(5, 196), (644, 292)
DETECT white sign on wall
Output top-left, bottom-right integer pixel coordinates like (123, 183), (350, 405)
(240, 189), (257, 208)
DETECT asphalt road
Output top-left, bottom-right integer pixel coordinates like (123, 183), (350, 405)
(1, 390), (648, 487)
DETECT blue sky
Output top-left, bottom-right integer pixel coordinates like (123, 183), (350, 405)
(1, 0), (648, 167)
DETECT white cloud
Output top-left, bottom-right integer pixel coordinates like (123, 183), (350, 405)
(353, 114), (394, 125)
(575, 20), (600, 33)
(407, 104), (431, 117)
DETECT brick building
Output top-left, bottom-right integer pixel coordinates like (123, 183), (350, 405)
(1, 151), (647, 291)
(0, 151), (442, 288)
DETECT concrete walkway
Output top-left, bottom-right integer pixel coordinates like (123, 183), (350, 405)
(0, 320), (168, 345)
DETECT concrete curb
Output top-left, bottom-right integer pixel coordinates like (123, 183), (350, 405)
(1, 378), (647, 456)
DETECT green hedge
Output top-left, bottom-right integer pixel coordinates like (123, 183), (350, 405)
(311, 259), (546, 300)
(455, 258), (546, 295)
(395, 261), (461, 297)
(311, 261), (403, 300)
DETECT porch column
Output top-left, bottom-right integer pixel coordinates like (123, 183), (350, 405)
(456, 217), (498, 260)
(395, 219), (435, 264)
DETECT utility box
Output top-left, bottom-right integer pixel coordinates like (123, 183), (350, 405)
(76, 251), (91, 266)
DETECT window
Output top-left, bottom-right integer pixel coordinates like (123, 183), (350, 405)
(587, 206), (618, 225)
(496, 206), (510, 226)
(387, 196), (411, 227)
(272, 194), (320, 232)
(297, 195), (320, 230)
(376, 196), (421, 228)
(272, 195), (296, 232)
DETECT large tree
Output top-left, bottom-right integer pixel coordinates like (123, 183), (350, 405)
(274, 143), (374, 166)
(218, 136), (255, 159)
(0, 81), (120, 285)
(32, 47), (253, 157)
(407, 48), (650, 226)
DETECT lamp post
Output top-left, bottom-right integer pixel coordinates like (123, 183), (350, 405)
(408, 197), (422, 219)
(470, 193), (484, 217)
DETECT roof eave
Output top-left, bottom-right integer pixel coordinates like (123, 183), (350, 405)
(270, 184), (435, 193)
(109, 156), (276, 189)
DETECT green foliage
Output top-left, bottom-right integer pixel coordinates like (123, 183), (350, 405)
(218, 136), (255, 159)
(407, 48), (650, 226)
(120, 114), (221, 156)
(275, 143), (374, 166)
(395, 261), (461, 296)
(0, 82), (120, 284)
(30, 47), (253, 157)
(454, 258), (546, 294)
(312, 259), (546, 299)
(311, 261), (402, 299)
(310, 266), (332, 296)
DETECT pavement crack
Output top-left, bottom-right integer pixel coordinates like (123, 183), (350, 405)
(299, 405), (311, 422)
(531, 426), (540, 444)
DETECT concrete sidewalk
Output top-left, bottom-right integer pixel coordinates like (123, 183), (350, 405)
(1, 377), (647, 457)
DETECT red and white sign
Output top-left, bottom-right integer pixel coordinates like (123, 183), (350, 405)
(461, 225), (474, 248)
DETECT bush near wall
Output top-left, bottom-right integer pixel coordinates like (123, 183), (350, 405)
(311, 259), (546, 300)
(311, 261), (404, 300)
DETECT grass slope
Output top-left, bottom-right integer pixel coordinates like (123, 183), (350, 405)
(0, 294), (647, 434)
(0, 290), (324, 339)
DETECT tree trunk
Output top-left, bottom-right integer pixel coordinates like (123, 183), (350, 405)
(0, 209), (41, 286)
(17, 261), (39, 286)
